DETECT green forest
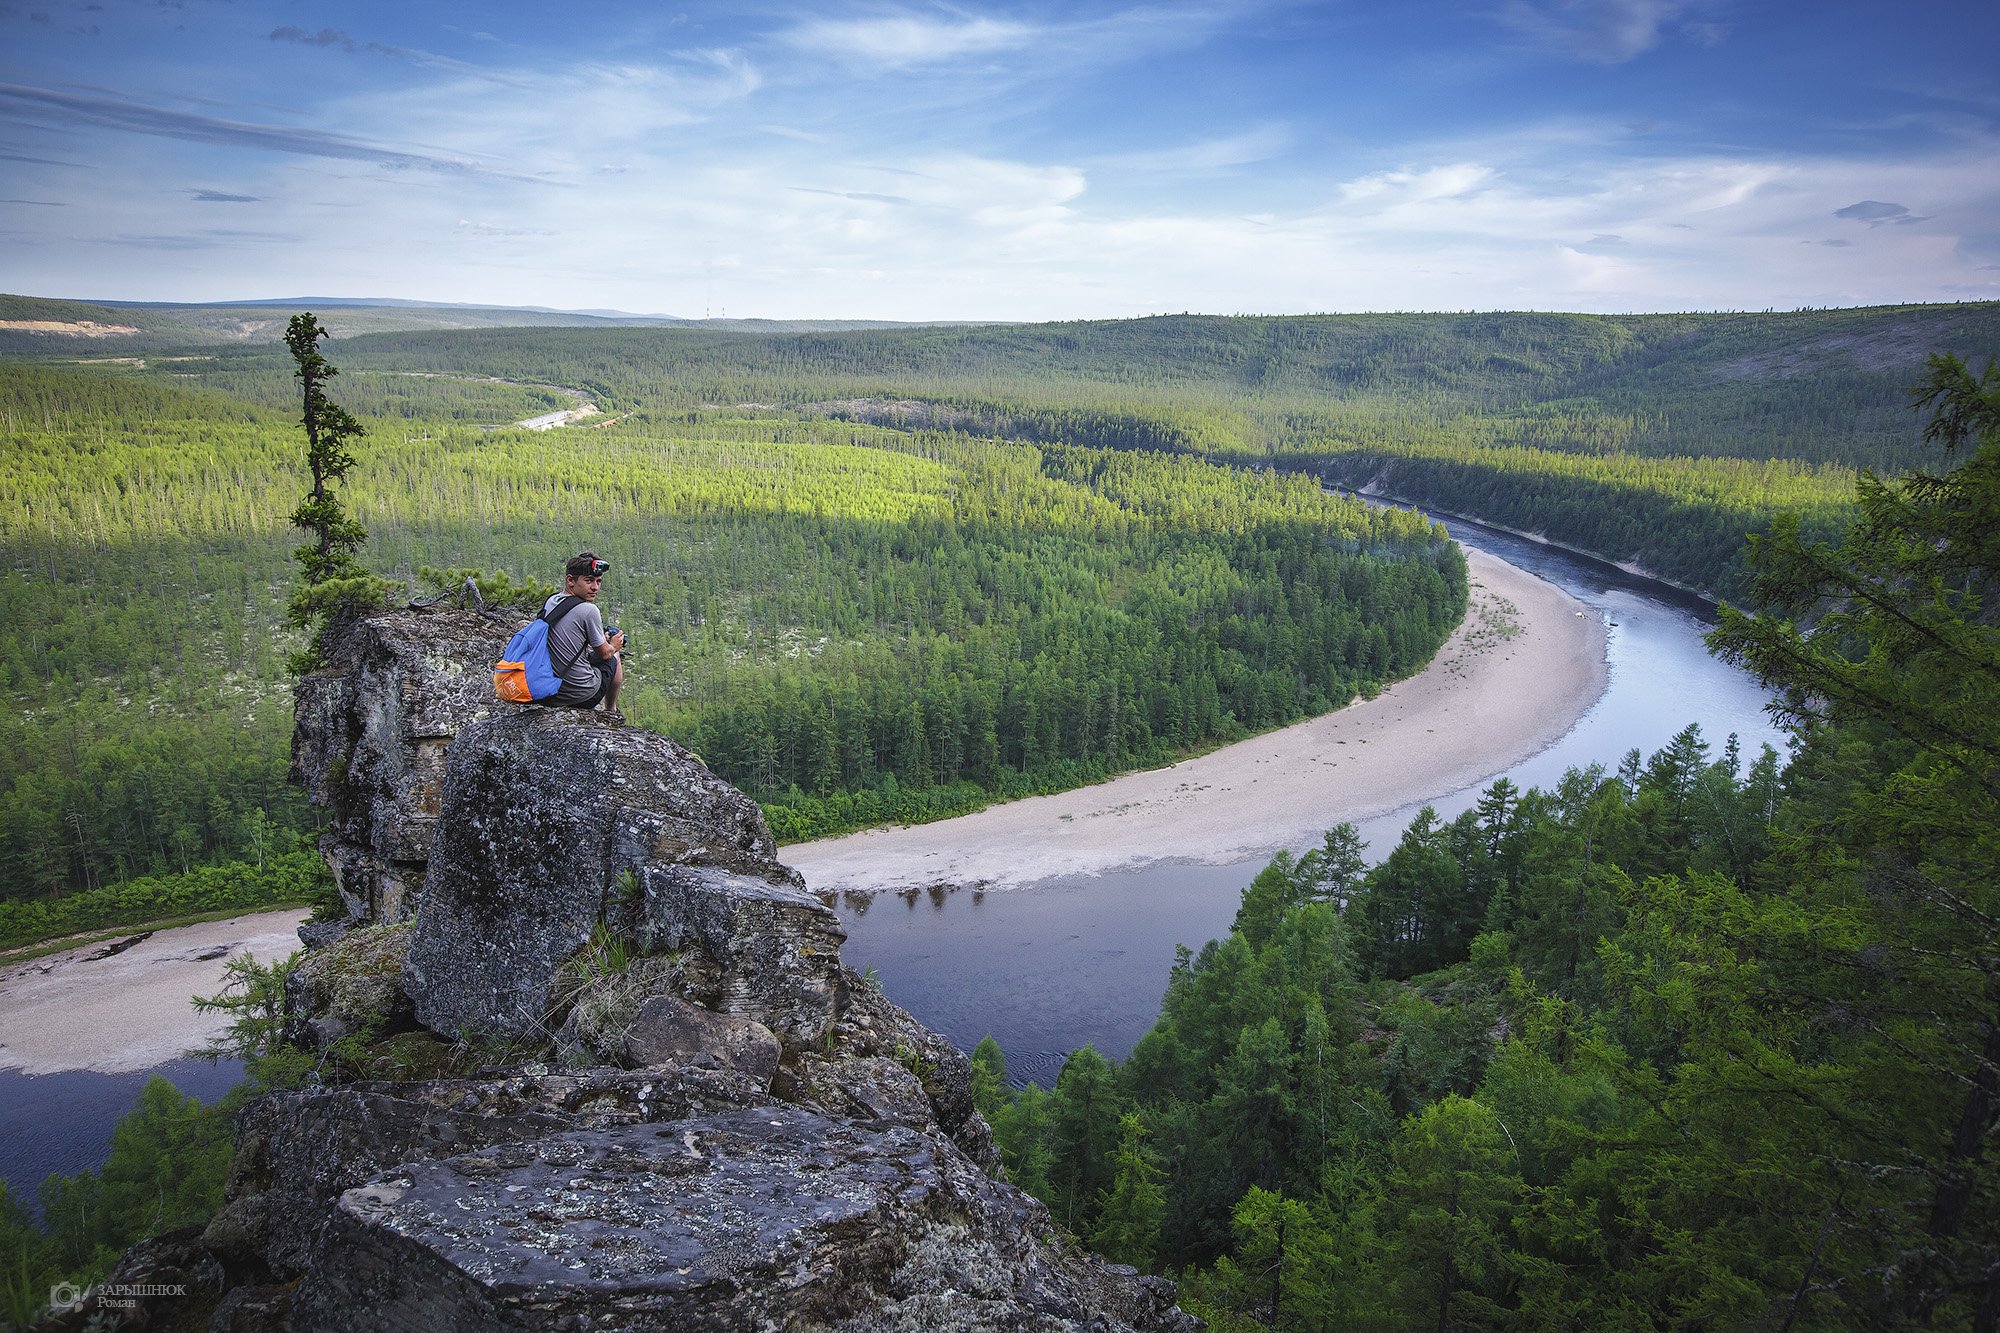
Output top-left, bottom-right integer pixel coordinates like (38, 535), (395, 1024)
(968, 354), (2000, 1329)
(1, 298), (1993, 925)
(0, 354), (1459, 904)
(7, 350), (1992, 1329)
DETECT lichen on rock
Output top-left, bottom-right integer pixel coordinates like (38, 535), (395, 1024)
(282, 920), (417, 1051)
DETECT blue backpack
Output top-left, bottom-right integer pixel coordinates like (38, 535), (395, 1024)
(493, 596), (590, 702)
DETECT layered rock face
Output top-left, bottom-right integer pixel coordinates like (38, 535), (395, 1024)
(292, 605), (512, 925)
(69, 607), (1193, 1332)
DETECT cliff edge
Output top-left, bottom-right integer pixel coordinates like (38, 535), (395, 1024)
(55, 606), (1193, 1332)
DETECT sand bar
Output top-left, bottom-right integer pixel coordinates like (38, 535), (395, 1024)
(0, 909), (309, 1075)
(783, 545), (1608, 895)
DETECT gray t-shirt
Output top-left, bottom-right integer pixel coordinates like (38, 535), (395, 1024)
(543, 593), (607, 701)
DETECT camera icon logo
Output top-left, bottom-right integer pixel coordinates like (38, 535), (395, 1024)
(49, 1281), (85, 1313)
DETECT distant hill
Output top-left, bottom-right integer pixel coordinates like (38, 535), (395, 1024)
(291, 302), (1999, 466)
(0, 293), (949, 352)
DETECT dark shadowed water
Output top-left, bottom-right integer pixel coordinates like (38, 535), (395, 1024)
(0, 1058), (244, 1213)
(833, 512), (1785, 1087)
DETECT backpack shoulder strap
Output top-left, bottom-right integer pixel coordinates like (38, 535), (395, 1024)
(542, 594), (585, 624)
(542, 595), (594, 679)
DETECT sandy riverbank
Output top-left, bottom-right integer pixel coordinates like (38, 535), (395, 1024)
(0, 545), (1602, 1075)
(0, 910), (309, 1075)
(783, 545), (1608, 895)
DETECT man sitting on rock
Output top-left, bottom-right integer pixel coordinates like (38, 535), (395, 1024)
(548, 551), (625, 712)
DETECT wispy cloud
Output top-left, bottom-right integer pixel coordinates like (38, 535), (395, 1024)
(776, 4), (1246, 81)
(1097, 125), (1291, 173)
(792, 187), (913, 205)
(0, 149), (88, 168)
(191, 189), (259, 203)
(1497, 0), (1687, 64)
(104, 229), (296, 251)
(780, 13), (1040, 67)
(457, 218), (557, 236)
(0, 81), (548, 181)
(266, 25), (509, 81)
(1339, 164), (1497, 207)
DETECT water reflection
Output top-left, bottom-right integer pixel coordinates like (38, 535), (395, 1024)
(0, 1058), (244, 1215)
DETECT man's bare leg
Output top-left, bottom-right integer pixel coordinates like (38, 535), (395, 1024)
(601, 657), (623, 712)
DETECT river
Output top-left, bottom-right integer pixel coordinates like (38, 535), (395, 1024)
(0, 508), (1782, 1199)
(830, 511), (1784, 1088)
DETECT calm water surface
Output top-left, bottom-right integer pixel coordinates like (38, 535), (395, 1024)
(833, 513), (1785, 1087)
(0, 1058), (244, 1213)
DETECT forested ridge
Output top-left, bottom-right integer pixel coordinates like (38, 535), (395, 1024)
(968, 356), (2000, 1329)
(23, 296), (1986, 595)
(0, 360), (1459, 904)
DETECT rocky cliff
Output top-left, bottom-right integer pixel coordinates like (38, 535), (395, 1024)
(290, 605), (511, 927)
(64, 605), (1194, 1332)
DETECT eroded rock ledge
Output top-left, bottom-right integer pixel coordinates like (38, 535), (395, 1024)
(63, 605), (1193, 1332)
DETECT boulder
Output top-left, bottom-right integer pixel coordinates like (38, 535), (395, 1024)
(211, 1067), (770, 1280)
(292, 605), (513, 924)
(402, 708), (843, 1048)
(621, 993), (780, 1084)
(629, 862), (846, 1044)
(290, 1107), (1194, 1333)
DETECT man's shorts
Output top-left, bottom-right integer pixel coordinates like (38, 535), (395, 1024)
(551, 654), (617, 709)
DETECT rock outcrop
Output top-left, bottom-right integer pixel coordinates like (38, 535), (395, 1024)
(61, 606), (1193, 1332)
(403, 708), (844, 1048)
(288, 1106), (1183, 1332)
(292, 606), (512, 924)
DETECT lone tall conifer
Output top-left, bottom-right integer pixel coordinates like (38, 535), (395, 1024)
(283, 312), (386, 669)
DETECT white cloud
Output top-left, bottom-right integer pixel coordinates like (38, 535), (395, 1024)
(1096, 125), (1292, 174)
(1338, 163), (1497, 205)
(308, 50), (765, 181)
(895, 155), (1088, 218)
(779, 14), (1040, 67)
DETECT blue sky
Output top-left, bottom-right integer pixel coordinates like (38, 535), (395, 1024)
(2, 0), (1996, 319)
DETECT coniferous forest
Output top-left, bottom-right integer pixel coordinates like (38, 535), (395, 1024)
(3, 297), (1995, 917)
(2, 298), (1998, 1327)
(972, 352), (2000, 1329)
(0, 354), (1459, 906)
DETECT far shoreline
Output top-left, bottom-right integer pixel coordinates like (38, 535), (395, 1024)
(783, 543), (1609, 895)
